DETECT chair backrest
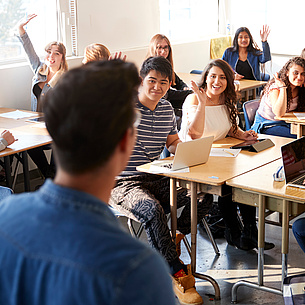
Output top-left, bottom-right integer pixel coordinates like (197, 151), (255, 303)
(243, 99), (260, 130)
(0, 186), (13, 202)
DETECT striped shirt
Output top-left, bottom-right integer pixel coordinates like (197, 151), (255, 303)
(120, 99), (178, 177)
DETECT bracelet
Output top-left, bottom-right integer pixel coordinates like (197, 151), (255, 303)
(278, 86), (287, 89)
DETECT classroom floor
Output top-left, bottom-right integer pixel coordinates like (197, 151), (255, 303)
(14, 175), (305, 305)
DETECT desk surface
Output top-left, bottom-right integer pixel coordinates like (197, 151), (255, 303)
(276, 112), (302, 123)
(0, 108), (51, 157)
(227, 159), (305, 202)
(137, 135), (293, 186)
(177, 72), (266, 92)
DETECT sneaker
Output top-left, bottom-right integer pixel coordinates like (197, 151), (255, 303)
(172, 264), (203, 305)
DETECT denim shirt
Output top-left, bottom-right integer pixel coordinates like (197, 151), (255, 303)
(0, 180), (176, 305)
(222, 41), (271, 81)
(17, 32), (63, 111)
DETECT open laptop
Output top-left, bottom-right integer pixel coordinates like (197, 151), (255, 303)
(281, 137), (305, 189)
(151, 135), (214, 171)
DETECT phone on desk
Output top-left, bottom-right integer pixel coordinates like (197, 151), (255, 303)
(27, 116), (44, 122)
(230, 139), (265, 149)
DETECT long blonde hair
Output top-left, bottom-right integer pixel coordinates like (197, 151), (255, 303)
(83, 43), (111, 64)
(146, 34), (176, 85)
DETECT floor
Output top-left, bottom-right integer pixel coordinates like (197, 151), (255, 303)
(13, 174), (305, 305)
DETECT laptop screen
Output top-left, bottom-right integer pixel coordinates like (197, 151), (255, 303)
(281, 137), (305, 183)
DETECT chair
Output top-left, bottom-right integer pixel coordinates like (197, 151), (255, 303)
(242, 99), (260, 130)
(190, 70), (202, 75)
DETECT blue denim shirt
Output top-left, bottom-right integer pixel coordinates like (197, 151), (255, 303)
(222, 41), (271, 81)
(0, 180), (176, 305)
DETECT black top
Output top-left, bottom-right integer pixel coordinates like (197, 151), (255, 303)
(33, 83), (42, 100)
(236, 59), (255, 80)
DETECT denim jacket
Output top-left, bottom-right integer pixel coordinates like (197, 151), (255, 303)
(222, 41), (271, 81)
(17, 32), (63, 111)
(0, 180), (176, 305)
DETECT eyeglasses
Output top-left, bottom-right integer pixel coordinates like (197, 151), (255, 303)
(133, 109), (141, 128)
(156, 45), (169, 51)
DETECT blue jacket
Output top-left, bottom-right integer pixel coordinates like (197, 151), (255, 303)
(0, 180), (176, 305)
(222, 41), (271, 81)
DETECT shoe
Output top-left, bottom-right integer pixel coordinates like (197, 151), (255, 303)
(176, 233), (185, 257)
(172, 264), (203, 305)
(224, 227), (242, 249)
(240, 224), (275, 251)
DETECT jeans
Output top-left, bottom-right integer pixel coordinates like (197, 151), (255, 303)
(292, 218), (305, 253)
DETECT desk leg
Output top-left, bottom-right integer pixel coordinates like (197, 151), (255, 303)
(231, 194), (282, 303)
(253, 89), (257, 99)
(4, 156), (12, 188)
(245, 90), (249, 101)
(22, 151), (30, 192)
(190, 181), (221, 300)
(297, 125), (302, 139)
(170, 178), (177, 242)
(281, 200), (289, 285)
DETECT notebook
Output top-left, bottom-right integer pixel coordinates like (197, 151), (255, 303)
(281, 137), (305, 189)
(151, 135), (214, 171)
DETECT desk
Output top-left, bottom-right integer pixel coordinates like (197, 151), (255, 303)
(137, 135), (293, 299)
(177, 72), (266, 101)
(227, 159), (305, 303)
(0, 108), (52, 191)
(276, 112), (305, 138)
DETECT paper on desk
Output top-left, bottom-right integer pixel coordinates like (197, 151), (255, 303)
(149, 160), (190, 174)
(0, 110), (35, 120)
(293, 112), (305, 120)
(30, 122), (46, 129)
(210, 148), (241, 157)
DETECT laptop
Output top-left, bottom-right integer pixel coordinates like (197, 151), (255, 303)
(281, 137), (305, 189)
(151, 135), (214, 171)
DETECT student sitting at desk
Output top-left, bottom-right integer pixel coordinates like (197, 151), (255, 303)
(293, 218), (305, 254)
(110, 56), (212, 305)
(251, 56), (305, 138)
(146, 34), (192, 110)
(222, 25), (271, 81)
(179, 59), (274, 251)
(17, 13), (68, 179)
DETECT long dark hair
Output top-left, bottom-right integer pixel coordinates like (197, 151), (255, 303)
(198, 59), (238, 133)
(262, 56), (305, 112)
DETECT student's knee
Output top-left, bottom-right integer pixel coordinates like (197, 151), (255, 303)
(293, 218), (305, 237)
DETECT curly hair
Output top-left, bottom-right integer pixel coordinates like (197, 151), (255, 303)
(198, 59), (239, 134)
(262, 56), (305, 112)
(146, 34), (176, 86)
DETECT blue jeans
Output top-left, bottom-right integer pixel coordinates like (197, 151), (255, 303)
(251, 113), (297, 139)
(293, 218), (305, 253)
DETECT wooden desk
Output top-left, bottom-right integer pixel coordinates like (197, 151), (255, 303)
(0, 108), (52, 191)
(177, 72), (266, 101)
(227, 159), (305, 302)
(276, 112), (305, 138)
(137, 135), (293, 300)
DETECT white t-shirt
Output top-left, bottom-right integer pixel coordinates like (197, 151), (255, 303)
(179, 103), (232, 142)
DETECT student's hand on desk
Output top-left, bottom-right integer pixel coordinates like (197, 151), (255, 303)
(1, 130), (16, 146)
(109, 52), (127, 61)
(190, 80), (207, 105)
(260, 25), (270, 42)
(242, 130), (258, 141)
(234, 73), (244, 81)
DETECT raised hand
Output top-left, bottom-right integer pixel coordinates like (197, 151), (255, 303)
(260, 25), (270, 42)
(190, 80), (207, 105)
(273, 72), (286, 88)
(18, 14), (37, 36)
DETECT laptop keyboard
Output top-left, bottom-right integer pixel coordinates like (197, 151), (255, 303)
(292, 173), (305, 185)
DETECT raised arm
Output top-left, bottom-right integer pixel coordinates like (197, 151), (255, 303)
(270, 73), (287, 117)
(186, 81), (207, 139)
(259, 25), (271, 63)
(16, 14), (42, 73)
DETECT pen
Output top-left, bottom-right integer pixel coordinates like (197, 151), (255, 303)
(223, 149), (235, 156)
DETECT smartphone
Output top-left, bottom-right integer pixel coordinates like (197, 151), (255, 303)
(28, 116), (45, 122)
(230, 139), (265, 149)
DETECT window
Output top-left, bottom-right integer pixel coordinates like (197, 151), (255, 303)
(159, 0), (219, 43)
(0, 0), (76, 64)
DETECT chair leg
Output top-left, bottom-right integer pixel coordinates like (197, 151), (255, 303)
(201, 218), (220, 255)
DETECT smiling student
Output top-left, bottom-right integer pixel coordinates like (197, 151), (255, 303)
(251, 56), (305, 138)
(222, 26), (271, 81)
(179, 59), (274, 251)
(110, 56), (213, 305)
